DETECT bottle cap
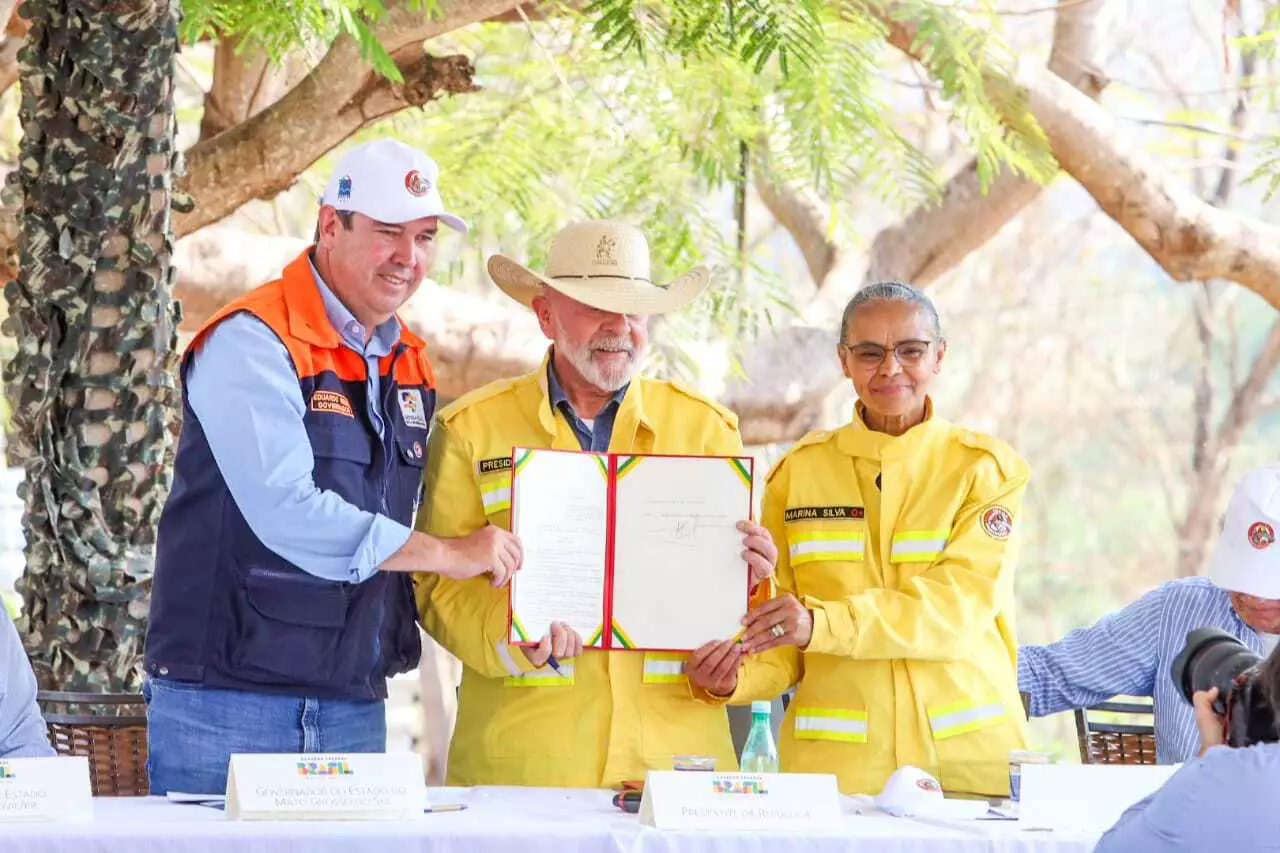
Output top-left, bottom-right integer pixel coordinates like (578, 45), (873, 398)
(751, 700), (771, 715)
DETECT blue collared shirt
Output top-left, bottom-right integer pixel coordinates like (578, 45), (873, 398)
(1094, 742), (1280, 852)
(546, 361), (627, 452)
(0, 607), (54, 758)
(183, 260), (413, 584)
(1018, 577), (1258, 764)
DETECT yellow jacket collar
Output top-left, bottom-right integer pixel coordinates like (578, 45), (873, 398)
(837, 396), (944, 457)
(523, 348), (655, 445)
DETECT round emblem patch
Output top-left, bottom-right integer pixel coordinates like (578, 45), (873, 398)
(404, 170), (430, 197)
(413, 440), (423, 459)
(1249, 522), (1276, 550)
(916, 777), (941, 793)
(982, 506), (1013, 540)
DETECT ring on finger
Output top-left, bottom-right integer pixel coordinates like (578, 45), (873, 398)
(769, 623), (785, 639)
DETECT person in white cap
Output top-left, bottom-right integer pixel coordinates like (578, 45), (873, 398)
(413, 220), (780, 787)
(1020, 464), (1280, 763)
(144, 139), (521, 795)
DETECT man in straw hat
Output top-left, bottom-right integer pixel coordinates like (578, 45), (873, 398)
(145, 139), (520, 795)
(1020, 463), (1280, 763)
(414, 220), (783, 786)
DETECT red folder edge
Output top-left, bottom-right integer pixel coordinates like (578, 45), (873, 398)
(505, 450), (757, 654)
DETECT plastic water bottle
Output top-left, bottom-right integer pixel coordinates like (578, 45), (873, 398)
(739, 700), (779, 773)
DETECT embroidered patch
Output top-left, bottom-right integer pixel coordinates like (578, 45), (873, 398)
(916, 777), (942, 793)
(397, 389), (428, 428)
(784, 506), (865, 522)
(981, 506), (1013, 540)
(404, 170), (430, 197)
(478, 457), (514, 475)
(1249, 522), (1276, 550)
(310, 390), (354, 418)
(412, 440), (423, 460)
(336, 175), (352, 202)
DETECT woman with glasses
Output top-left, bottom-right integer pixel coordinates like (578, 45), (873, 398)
(688, 281), (1031, 796)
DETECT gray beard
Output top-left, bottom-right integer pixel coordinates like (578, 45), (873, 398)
(553, 323), (641, 392)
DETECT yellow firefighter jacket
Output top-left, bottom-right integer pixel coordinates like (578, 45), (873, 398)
(723, 403), (1030, 796)
(413, 354), (790, 787)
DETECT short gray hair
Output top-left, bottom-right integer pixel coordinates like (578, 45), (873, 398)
(840, 280), (943, 343)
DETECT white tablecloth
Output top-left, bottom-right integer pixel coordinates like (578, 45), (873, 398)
(0, 787), (1099, 853)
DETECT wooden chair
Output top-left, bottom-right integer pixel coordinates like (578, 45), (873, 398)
(37, 691), (149, 796)
(1074, 697), (1157, 765)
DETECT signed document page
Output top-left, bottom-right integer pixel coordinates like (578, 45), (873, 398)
(508, 448), (609, 647)
(609, 455), (753, 651)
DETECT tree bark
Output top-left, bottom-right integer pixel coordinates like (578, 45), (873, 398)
(173, 0), (524, 236)
(870, 0), (1280, 311)
(1022, 67), (1280, 310)
(198, 36), (311, 143)
(4, 0), (182, 690)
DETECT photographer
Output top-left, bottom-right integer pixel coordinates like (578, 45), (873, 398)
(1093, 653), (1280, 851)
(1020, 465), (1280, 762)
(1094, 469), (1280, 852)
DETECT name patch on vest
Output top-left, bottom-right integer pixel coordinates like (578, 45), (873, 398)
(478, 457), (513, 475)
(310, 390), (354, 418)
(784, 506), (865, 522)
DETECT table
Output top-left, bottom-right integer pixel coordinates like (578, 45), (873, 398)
(0, 787), (1100, 853)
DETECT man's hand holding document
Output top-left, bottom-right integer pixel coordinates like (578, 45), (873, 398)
(506, 448), (775, 656)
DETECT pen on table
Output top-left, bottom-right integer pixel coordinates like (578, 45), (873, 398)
(425, 803), (468, 813)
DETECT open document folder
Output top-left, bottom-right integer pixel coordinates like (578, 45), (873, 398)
(507, 448), (756, 652)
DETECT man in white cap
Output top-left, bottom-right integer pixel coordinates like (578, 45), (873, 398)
(145, 139), (521, 795)
(414, 220), (782, 787)
(1020, 464), (1280, 763)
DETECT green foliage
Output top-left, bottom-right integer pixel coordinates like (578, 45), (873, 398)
(297, 1), (1058, 380)
(584, 0), (1057, 193)
(1244, 2), (1280, 198)
(179, 0), (440, 81)
(1250, 138), (1280, 201)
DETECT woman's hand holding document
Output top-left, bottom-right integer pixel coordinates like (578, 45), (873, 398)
(507, 448), (776, 653)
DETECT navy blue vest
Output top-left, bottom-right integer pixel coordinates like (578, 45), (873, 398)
(145, 254), (432, 701)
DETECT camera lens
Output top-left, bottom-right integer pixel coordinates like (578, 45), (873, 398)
(1170, 627), (1261, 715)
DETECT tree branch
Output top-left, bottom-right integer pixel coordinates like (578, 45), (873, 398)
(1022, 67), (1280, 310)
(865, 1), (1109, 284)
(175, 50), (478, 237)
(1214, 318), (1280, 456)
(198, 36), (313, 143)
(173, 0), (524, 237)
(0, 36), (19, 95)
(870, 0), (1280, 311)
(751, 174), (842, 288)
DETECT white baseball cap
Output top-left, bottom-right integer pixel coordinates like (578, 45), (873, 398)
(874, 766), (989, 819)
(1209, 465), (1280, 598)
(319, 139), (468, 232)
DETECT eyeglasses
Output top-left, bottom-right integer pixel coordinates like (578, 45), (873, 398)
(839, 340), (935, 367)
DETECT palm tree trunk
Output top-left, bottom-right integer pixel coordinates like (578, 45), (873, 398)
(3, 0), (181, 691)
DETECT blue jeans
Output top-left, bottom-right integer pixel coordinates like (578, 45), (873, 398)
(144, 678), (387, 795)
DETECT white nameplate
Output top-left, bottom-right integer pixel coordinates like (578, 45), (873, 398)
(639, 770), (842, 832)
(225, 753), (427, 821)
(1019, 763), (1180, 832)
(0, 756), (92, 823)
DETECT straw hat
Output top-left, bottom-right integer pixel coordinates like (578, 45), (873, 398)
(487, 221), (710, 315)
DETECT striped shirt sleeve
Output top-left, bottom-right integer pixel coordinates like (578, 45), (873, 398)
(1018, 585), (1166, 717)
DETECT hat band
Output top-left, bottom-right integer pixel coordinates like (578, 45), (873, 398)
(550, 273), (668, 288)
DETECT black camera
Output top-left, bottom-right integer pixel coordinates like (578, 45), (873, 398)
(1170, 627), (1280, 748)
